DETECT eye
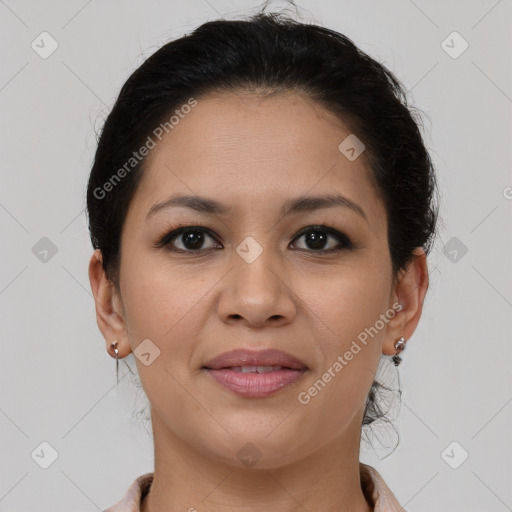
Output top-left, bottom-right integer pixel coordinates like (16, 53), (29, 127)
(157, 226), (221, 252)
(290, 225), (353, 253)
(155, 224), (353, 254)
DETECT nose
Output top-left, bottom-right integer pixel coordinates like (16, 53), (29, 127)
(217, 247), (297, 329)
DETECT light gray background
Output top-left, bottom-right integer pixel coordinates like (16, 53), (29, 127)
(1, 1), (511, 511)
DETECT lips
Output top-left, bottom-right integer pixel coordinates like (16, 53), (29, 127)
(202, 349), (308, 398)
(203, 348), (307, 371)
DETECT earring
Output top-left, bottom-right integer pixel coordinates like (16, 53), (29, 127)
(111, 340), (119, 388)
(392, 336), (406, 366)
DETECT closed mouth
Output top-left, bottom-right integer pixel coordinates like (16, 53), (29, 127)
(202, 348), (308, 372)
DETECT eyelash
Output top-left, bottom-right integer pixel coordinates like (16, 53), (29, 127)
(154, 224), (354, 254)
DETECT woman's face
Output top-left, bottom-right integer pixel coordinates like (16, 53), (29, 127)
(99, 90), (421, 468)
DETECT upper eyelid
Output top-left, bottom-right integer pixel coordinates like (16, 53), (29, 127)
(160, 225), (351, 249)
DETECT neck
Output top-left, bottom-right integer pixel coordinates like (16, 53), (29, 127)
(140, 413), (373, 512)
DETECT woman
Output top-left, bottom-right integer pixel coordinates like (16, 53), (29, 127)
(87, 8), (438, 512)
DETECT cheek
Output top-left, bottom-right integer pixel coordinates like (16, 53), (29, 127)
(300, 262), (391, 354)
(120, 250), (208, 341)
(118, 258), (211, 426)
(119, 255), (219, 407)
(294, 276), (387, 440)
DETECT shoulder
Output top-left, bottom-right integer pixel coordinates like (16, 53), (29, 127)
(102, 472), (154, 512)
(360, 462), (406, 512)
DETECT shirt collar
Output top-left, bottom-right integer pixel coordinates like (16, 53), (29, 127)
(103, 463), (406, 511)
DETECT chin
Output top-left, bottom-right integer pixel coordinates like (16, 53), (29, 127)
(199, 426), (310, 470)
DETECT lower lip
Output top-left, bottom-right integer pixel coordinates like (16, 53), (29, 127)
(204, 368), (307, 397)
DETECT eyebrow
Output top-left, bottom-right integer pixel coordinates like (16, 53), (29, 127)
(146, 193), (368, 222)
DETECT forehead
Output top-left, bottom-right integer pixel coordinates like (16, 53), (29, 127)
(127, 90), (385, 232)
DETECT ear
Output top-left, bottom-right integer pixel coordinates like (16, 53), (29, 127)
(383, 247), (429, 356)
(88, 249), (131, 358)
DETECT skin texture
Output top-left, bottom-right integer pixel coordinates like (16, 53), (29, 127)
(89, 90), (428, 511)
